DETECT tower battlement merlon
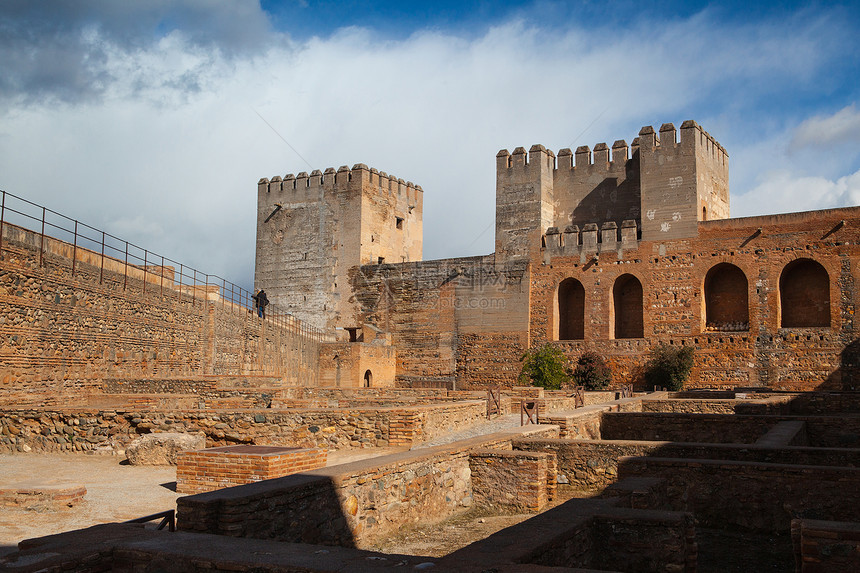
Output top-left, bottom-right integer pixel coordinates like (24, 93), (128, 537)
(544, 141), (633, 172)
(495, 145), (555, 174)
(638, 121), (728, 163)
(257, 164), (422, 198)
(638, 120), (730, 240)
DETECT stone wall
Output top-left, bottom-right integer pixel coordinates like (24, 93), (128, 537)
(530, 206), (860, 391)
(178, 443), (473, 548)
(0, 400), (490, 453)
(0, 222), (322, 391)
(318, 341), (396, 388)
(350, 256), (531, 388)
(469, 449), (556, 512)
(515, 437), (860, 490)
(619, 456), (860, 531)
(792, 519), (860, 573)
(600, 412), (777, 443)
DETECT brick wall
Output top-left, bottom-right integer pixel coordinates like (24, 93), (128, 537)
(792, 518), (860, 573)
(619, 456), (860, 531)
(600, 412), (776, 443)
(469, 449), (556, 512)
(176, 445), (327, 494)
(515, 437), (860, 490)
(178, 445), (474, 548)
(0, 223), (321, 391)
(0, 400), (490, 453)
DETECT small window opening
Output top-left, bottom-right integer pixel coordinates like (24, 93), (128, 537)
(363, 370), (372, 388)
(396, 217), (404, 229)
(378, 257), (385, 264)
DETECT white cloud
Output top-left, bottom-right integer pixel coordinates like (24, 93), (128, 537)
(0, 5), (857, 291)
(733, 169), (860, 218)
(790, 105), (860, 150)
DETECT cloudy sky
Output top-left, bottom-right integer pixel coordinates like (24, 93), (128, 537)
(1, 1), (859, 290)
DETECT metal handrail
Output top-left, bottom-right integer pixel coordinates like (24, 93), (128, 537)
(0, 188), (332, 342)
(124, 509), (176, 532)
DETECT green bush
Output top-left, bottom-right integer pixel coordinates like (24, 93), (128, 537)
(518, 343), (569, 390)
(571, 351), (612, 390)
(643, 344), (694, 391)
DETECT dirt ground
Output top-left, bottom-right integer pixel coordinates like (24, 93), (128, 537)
(0, 453), (182, 553)
(368, 489), (592, 557)
(0, 447), (408, 557)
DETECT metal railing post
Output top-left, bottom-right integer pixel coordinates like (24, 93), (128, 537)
(39, 206), (46, 267)
(160, 255), (165, 296)
(99, 231), (105, 284)
(177, 264), (183, 302)
(71, 220), (78, 277)
(0, 191), (6, 256)
(142, 249), (147, 294)
(123, 242), (128, 290)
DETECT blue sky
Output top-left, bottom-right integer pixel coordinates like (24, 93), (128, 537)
(1, 1), (859, 289)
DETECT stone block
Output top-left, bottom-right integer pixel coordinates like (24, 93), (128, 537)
(125, 432), (205, 466)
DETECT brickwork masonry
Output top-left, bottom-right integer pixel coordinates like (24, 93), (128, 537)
(0, 222), (321, 388)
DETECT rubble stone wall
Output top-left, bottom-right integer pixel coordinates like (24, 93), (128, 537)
(0, 400), (489, 453)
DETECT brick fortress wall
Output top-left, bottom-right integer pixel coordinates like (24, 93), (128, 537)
(350, 123), (859, 390)
(530, 206), (860, 390)
(0, 222), (322, 393)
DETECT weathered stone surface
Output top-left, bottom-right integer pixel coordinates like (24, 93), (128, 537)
(125, 432), (205, 465)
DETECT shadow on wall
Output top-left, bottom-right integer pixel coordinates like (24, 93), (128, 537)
(177, 474), (358, 548)
(571, 175), (640, 231)
(0, 545), (18, 560)
(825, 338), (860, 391)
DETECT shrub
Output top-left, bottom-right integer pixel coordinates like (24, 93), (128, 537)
(571, 351), (612, 390)
(643, 344), (695, 391)
(518, 344), (569, 390)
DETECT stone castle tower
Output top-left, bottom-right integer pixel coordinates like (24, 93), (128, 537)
(495, 121), (729, 262)
(255, 121), (727, 334)
(255, 165), (423, 330)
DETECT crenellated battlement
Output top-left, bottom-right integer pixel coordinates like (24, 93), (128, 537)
(495, 120), (730, 260)
(257, 164), (423, 198)
(638, 120), (728, 165)
(541, 219), (639, 263)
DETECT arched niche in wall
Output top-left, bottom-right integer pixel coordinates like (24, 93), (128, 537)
(704, 263), (749, 331)
(780, 259), (830, 328)
(556, 278), (585, 340)
(363, 370), (373, 388)
(613, 274), (644, 339)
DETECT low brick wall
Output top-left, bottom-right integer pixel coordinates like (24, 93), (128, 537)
(176, 445), (327, 494)
(787, 392), (860, 415)
(177, 426), (559, 548)
(469, 449), (556, 512)
(618, 456), (860, 532)
(516, 438), (860, 491)
(541, 395), (647, 439)
(792, 518), (860, 573)
(0, 483), (86, 510)
(600, 412), (777, 443)
(446, 495), (696, 572)
(640, 396), (792, 415)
